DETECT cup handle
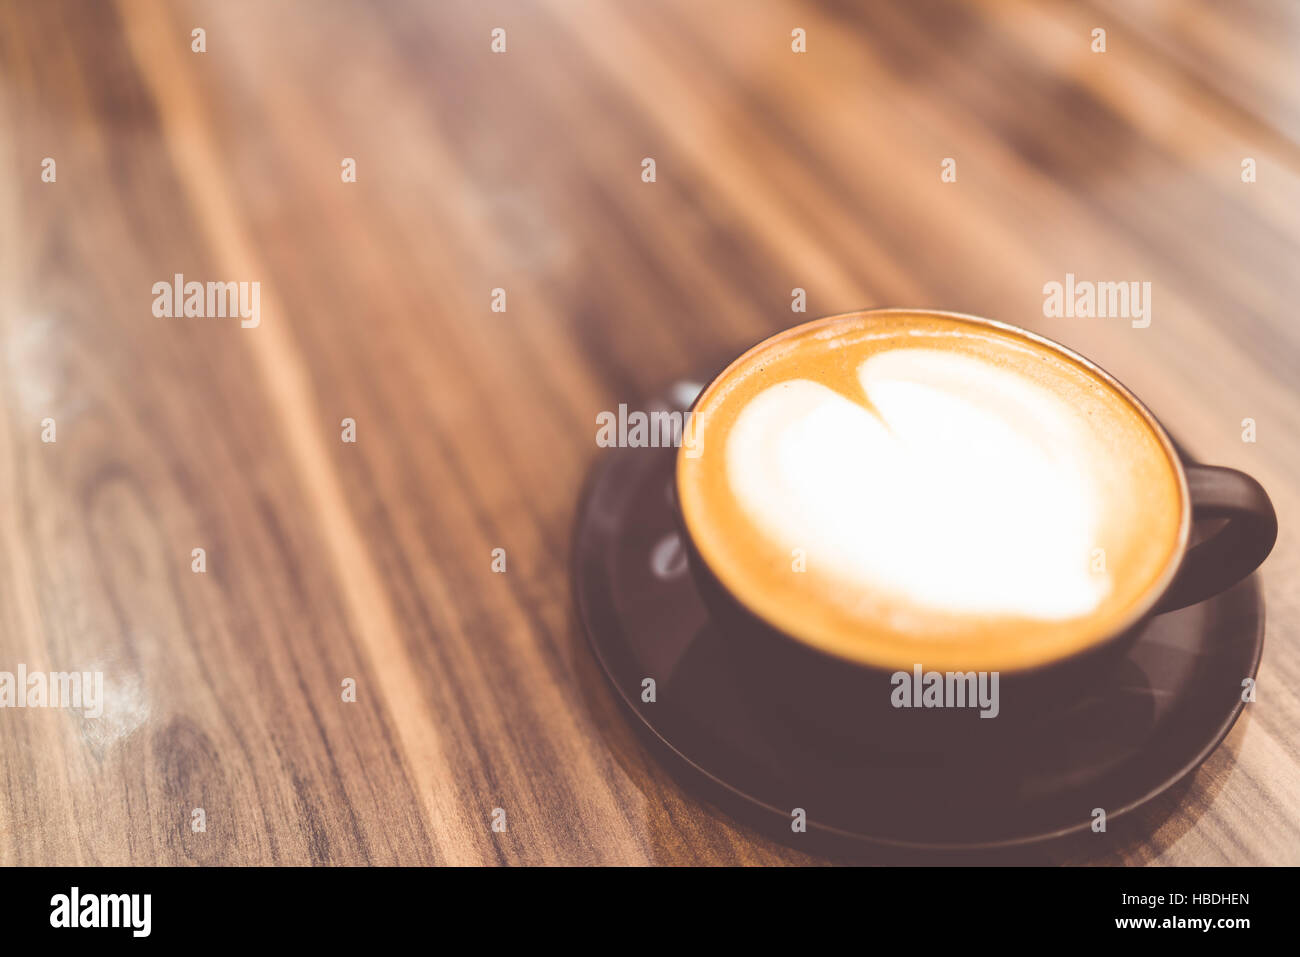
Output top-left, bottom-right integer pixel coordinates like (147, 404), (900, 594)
(1154, 465), (1277, 613)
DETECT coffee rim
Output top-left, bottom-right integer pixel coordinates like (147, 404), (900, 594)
(675, 307), (1194, 674)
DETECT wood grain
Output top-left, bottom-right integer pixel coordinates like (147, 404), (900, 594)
(0, 0), (1295, 864)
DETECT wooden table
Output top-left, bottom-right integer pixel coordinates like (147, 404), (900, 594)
(1, 0), (1296, 865)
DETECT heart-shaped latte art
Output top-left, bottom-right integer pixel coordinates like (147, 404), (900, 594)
(725, 347), (1111, 621)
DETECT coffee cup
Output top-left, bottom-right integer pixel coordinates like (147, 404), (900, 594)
(674, 309), (1276, 746)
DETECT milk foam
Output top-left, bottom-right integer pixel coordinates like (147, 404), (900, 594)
(725, 347), (1111, 621)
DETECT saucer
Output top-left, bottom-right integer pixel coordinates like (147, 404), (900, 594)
(572, 380), (1264, 853)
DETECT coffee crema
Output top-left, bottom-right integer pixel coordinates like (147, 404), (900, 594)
(677, 311), (1187, 672)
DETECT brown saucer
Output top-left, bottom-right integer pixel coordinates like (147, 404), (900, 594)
(572, 381), (1264, 853)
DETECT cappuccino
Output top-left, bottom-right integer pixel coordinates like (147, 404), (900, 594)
(676, 311), (1185, 672)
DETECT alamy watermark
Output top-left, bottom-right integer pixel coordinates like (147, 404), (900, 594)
(595, 403), (702, 457)
(1043, 273), (1151, 328)
(152, 273), (260, 328)
(891, 664), (999, 718)
(0, 665), (103, 718)
(50, 887), (150, 937)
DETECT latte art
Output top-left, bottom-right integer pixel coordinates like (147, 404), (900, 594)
(677, 312), (1185, 672)
(728, 350), (1109, 620)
